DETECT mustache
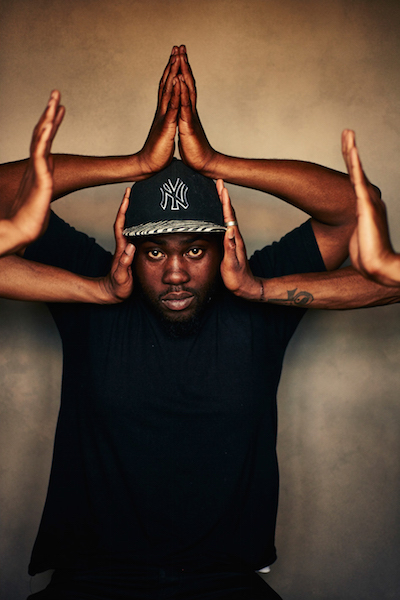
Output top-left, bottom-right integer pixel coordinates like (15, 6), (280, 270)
(159, 286), (199, 301)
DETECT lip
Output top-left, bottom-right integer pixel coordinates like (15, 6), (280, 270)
(161, 292), (194, 311)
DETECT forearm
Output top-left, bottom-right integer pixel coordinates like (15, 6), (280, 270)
(0, 152), (148, 214)
(203, 153), (356, 226)
(0, 255), (123, 304)
(261, 266), (400, 309)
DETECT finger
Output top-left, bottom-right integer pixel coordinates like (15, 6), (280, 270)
(348, 146), (373, 215)
(179, 75), (192, 122)
(164, 77), (180, 123)
(159, 50), (181, 114)
(222, 227), (240, 269)
(343, 130), (368, 190)
(30, 91), (60, 153)
(349, 145), (365, 188)
(48, 103), (65, 146)
(179, 45), (196, 109)
(341, 129), (354, 163)
(114, 188), (131, 251)
(158, 46), (179, 103)
(116, 243), (135, 270)
(30, 92), (64, 164)
(217, 180), (247, 255)
(30, 122), (55, 179)
(217, 180), (237, 225)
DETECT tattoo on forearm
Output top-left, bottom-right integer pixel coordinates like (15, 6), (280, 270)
(268, 288), (314, 306)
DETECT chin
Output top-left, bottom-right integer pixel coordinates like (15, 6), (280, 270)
(155, 302), (205, 337)
(159, 314), (203, 338)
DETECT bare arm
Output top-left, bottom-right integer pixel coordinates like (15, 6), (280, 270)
(0, 189), (134, 303)
(0, 47), (181, 214)
(217, 179), (399, 309)
(177, 46), (359, 271)
(262, 267), (400, 309)
(342, 129), (400, 286)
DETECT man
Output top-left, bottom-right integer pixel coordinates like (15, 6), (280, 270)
(2, 46), (400, 599)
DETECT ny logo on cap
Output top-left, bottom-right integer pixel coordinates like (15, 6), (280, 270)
(160, 178), (189, 211)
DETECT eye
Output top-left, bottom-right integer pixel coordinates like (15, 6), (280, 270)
(147, 249), (164, 260)
(187, 247), (204, 258)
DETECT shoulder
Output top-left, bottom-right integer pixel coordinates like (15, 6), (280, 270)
(249, 219), (326, 279)
(25, 211), (112, 277)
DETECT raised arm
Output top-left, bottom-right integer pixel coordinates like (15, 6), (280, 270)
(0, 189), (134, 303)
(0, 47), (181, 214)
(342, 129), (400, 286)
(177, 46), (360, 271)
(0, 90), (64, 256)
(217, 179), (400, 308)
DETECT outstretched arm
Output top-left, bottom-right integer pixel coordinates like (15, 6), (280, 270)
(218, 179), (400, 308)
(0, 90), (64, 256)
(177, 46), (359, 271)
(342, 130), (400, 286)
(0, 189), (134, 303)
(0, 47), (181, 214)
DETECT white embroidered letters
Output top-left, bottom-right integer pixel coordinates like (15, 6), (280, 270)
(160, 178), (189, 211)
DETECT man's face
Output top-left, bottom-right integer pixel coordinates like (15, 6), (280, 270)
(134, 233), (222, 332)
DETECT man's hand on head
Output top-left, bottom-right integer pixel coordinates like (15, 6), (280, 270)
(218, 180), (263, 301)
(98, 188), (135, 303)
(177, 46), (220, 175)
(137, 47), (181, 178)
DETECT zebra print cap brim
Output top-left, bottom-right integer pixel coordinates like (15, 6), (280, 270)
(123, 220), (227, 237)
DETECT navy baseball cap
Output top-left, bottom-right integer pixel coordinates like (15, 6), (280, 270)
(123, 159), (226, 237)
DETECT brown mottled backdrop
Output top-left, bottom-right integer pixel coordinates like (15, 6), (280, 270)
(1, 1), (400, 598)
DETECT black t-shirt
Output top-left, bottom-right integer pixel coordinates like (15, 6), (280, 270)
(25, 212), (325, 575)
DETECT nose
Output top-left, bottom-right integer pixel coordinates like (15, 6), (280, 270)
(162, 255), (190, 286)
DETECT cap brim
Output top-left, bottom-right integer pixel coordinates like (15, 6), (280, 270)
(123, 220), (226, 237)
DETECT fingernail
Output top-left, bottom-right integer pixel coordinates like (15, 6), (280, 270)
(125, 244), (134, 255)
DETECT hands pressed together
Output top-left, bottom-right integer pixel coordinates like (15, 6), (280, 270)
(342, 130), (400, 287)
(0, 90), (64, 257)
(138, 45), (218, 178)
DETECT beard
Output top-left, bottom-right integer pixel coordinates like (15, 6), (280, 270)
(135, 275), (222, 338)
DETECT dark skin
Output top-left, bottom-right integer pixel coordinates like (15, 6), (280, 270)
(2, 46), (400, 309)
(134, 233), (222, 323)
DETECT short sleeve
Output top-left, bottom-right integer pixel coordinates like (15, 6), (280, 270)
(25, 211), (112, 277)
(249, 219), (326, 279)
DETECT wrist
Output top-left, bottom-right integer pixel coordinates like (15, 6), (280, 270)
(231, 277), (265, 302)
(199, 151), (227, 179)
(127, 152), (155, 182)
(95, 275), (124, 304)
